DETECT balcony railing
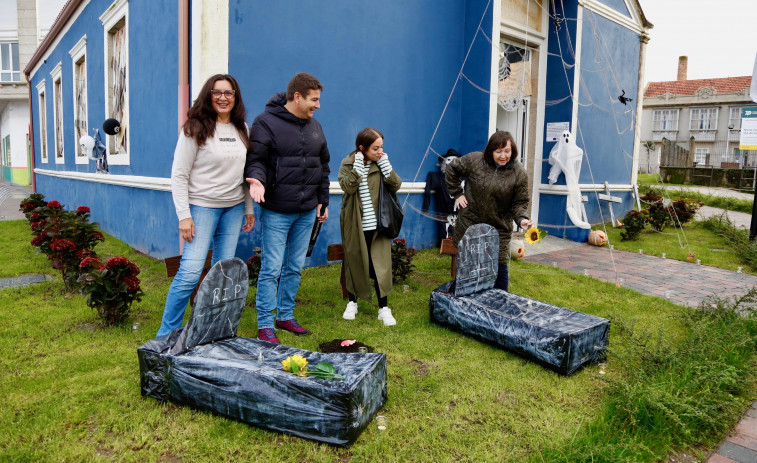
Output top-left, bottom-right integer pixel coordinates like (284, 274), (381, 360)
(652, 130), (678, 141)
(690, 130), (716, 142)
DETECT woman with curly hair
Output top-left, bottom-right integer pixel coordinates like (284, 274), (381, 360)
(157, 74), (254, 337)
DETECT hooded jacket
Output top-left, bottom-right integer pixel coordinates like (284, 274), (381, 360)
(445, 151), (530, 263)
(244, 92), (330, 213)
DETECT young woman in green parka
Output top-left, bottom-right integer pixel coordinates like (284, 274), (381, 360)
(338, 128), (402, 326)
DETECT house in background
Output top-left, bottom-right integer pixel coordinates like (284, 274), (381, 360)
(0, 0), (67, 186)
(24, 0), (650, 265)
(639, 56), (755, 174)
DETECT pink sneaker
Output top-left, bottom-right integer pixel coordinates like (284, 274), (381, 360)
(275, 318), (310, 336)
(257, 328), (279, 344)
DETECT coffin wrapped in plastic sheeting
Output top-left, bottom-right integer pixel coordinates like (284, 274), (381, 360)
(429, 224), (609, 375)
(138, 258), (387, 447)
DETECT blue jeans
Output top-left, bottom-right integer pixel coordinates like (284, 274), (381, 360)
(256, 207), (316, 329)
(157, 202), (245, 337)
(494, 263), (509, 292)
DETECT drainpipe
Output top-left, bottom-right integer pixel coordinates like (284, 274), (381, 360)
(178, 0), (190, 129)
(26, 74), (36, 192)
(178, 0), (189, 253)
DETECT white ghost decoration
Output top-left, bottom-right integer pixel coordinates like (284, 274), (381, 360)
(548, 131), (591, 229)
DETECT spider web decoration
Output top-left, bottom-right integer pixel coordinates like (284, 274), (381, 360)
(498, 42), (531, 111)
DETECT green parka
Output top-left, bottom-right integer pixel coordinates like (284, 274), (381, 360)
(445, 151), (530, 263)
(338, 153), (402, 300)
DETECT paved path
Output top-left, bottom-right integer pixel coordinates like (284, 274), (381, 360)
(0, 180), (31, 221)
(653, 184), (754, 202)
(524, 238), (757, 462)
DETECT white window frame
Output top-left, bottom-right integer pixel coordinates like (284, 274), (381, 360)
(51, 62), (64, 164)
(36, 80), (48, 163)
(0, 41), (21, 82)
(729, 107), (742, 131)
(652, 109), (679, 132)
(690, 107), (718, 131)
(694, 148), (709, 165)
(69, 36), (88, 165)
(100, 0), (129, 165)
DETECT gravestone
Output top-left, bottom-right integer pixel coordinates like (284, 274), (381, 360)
(138, 258), (387, 447)
(454, 223), (499, 296)
(429, 226), (609, 375)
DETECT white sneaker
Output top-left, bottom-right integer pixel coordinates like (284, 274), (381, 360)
(377, 307), (396, 326)
(343, 301), (358, 320)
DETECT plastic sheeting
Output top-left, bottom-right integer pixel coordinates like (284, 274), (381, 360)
(139, 258), (387, 447)
(430, 225), (609, 375)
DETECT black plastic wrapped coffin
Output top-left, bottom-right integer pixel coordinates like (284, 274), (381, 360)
(138, 258), (387, 447)
(429, 225), (609, 375)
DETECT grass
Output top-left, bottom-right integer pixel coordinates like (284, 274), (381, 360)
(599, 219), (751, 273)
(2, 219), (757, 462)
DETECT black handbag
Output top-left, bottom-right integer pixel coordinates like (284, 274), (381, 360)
(376, 177), (404, 239)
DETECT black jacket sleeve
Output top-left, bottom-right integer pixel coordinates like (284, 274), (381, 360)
(244, 117), (271, 186)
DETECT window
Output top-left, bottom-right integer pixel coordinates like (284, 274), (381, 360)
(36, 80), (48, 163)
(70, 36), (88, 164)
(2, 135), (10, 167)
(653, 109), (679, 131)
(100, 0), (129, 164)
(729, 107), (742, 130)
(694, 148), (709, 165)
(51, 63), (64, 164)
(0, 42), (21, 82)
(690, 107), (718, 131)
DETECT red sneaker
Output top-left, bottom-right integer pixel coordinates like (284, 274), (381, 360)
(275, 318), (310, 336)
(257, 328), (279, 344)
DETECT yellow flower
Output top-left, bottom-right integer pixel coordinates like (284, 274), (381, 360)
(524, 227), (545, 245)
(282, 354), (308, 373)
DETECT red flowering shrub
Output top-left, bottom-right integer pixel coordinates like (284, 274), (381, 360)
(19, 193), (47, 221)
(76, 206), (91, 215)
(391, 238), (418, 284)
(78, 255), (144, 326)
(47, 200), (62, 208)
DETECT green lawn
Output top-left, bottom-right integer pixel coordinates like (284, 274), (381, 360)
(2, 219), (756, 462)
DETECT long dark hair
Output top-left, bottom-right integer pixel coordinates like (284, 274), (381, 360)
(183, 74), (250, 149)
(351, 127), (384, 155)
(483, 130), (518, 166)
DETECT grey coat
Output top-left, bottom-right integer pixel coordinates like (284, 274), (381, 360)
(445, 151), (530, 263)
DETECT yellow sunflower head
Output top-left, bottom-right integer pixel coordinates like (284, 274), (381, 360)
(525, 227), (544, 244)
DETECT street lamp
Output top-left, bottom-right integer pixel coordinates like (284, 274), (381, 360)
(726, 124), (734, 164)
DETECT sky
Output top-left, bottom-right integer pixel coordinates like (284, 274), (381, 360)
(637, 0), (755, 84)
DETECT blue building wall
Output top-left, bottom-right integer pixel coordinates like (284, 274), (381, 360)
(539, 1), (640, 240)
(229, 0), (494, 266)
(30, 0), (182, 257)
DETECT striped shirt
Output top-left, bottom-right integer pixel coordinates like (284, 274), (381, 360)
(353, 154), (394, 231)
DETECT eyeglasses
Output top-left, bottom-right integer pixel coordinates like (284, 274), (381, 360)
(210, 89), (236, 99)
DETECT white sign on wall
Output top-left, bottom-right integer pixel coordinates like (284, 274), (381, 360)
(739, 107), (757, 150)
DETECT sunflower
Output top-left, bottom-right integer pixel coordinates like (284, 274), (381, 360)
(282, 354), (308, 374)
(524, 227), (545, 245)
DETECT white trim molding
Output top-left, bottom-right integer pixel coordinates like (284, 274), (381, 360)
(28, 1), (91, 77)
(36, 79), (48, 164)
(32, 171), (429, 196)
(581, 0), (645, 34)
(50, 63), (64, 165)
(69, 35), (88, 165)
(100, 0), (130, 165)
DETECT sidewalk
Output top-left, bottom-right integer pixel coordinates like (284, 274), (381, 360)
(652, 184), (754, 202)
(0, 180), (31, 221)
(523, 236), (757, 463)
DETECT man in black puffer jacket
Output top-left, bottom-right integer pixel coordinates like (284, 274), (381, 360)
(245, 72), (330, 344)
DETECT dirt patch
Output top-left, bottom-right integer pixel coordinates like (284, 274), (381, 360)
(319, 339), (375, 353)
(410, 359), (430, 377)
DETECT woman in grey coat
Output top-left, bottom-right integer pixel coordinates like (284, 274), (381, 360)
(445, 131), (533, 291)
